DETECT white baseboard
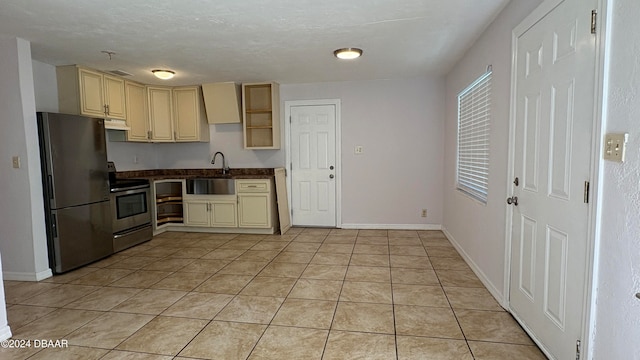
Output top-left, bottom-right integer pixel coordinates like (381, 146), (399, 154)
(341, 224), (442, 230)
(0, 325), (11, 342)
(441, 226), (506, 308)
(3, 269), (53, 282)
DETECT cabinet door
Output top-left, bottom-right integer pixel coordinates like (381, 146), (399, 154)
(238, 194), (270, 228)
(147, 87), (174, 141)
(125, 81), (149, 142)
(78, 68), (105, 117)
(184, 200), (210, 227)
(211, 200), (238, 227)
(104, 75), (126, 120)
(173, 87), (200, 141)
(202, 82), (242, 124)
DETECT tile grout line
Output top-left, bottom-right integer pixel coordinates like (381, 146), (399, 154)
(423, 234), (477, 360)
(387, 234), (400, 360)
(318, 230), (352, 360)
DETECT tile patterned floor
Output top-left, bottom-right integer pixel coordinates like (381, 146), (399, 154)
(1, 229), (547, 359)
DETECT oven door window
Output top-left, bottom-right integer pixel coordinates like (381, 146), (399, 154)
(116, 192), (148, 220)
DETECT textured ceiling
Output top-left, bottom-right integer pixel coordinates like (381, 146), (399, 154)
(0, 0), (509, 86)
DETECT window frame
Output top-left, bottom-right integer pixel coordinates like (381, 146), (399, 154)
(456, 71), (492, 204)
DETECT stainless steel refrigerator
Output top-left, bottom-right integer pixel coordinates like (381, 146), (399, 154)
(37, 112), (113, 273)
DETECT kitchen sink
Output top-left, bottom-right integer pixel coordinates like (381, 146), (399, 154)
(186, 178), (235, 195)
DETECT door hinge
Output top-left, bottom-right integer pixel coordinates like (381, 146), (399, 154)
(584, 181), (590, 204)
(576, 339), (581, 360)
(591, 10), (597, 34)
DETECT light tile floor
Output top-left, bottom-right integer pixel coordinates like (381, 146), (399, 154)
(1, 229), (547, 359)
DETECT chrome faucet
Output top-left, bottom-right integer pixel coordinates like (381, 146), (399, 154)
(211, 151), (229, 175)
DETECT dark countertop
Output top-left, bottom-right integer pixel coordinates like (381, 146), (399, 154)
(116, 168), (276, 180)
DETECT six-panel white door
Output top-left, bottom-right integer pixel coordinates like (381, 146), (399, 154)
(290, 105), (337, 227)
(508, 0), (597, 358)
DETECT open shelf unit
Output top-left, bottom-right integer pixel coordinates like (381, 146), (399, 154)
(154, 181), (184, 227)
(242, 82), (280, 149)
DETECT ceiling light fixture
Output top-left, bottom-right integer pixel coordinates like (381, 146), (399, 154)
(152, 69), (175, 80)
(333, 48), (363, 60)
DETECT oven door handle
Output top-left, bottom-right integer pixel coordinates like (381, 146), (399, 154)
(111, 184), (150, 193)
(113, 224), (152, 238)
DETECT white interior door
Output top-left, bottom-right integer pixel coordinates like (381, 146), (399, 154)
(508, 0), (597, 359)
(290, 104), (337, 227)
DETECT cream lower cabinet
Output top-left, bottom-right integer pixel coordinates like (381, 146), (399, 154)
(184, 196), (237, 228)
(237, 179), (274, 228)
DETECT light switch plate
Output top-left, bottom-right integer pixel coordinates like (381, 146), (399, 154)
(603, 133), (628, 162)
(12, 156), (20, 169)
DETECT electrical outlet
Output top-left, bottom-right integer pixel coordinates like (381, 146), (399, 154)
(355, 145), (364, 155)
(12, 156), (20, 169)
(603, 133), (628, 162)
(421, 209), (427, 218)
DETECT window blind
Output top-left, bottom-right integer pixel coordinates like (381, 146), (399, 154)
(457, 71), (492, 203)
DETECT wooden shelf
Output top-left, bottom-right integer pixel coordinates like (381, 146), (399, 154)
(242, 82), (280, 149)
(154, 181), (184, 227)
(157, 216), (184, 225)
(156, 195), (182, 203)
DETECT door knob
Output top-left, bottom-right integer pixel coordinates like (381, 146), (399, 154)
(329, 174), (334, 179)
(506, 196), (518, 206)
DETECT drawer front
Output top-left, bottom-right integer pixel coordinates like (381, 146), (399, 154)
(236, 179), (270, 193)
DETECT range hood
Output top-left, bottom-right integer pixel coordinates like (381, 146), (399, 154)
(104, 118), (130, 131)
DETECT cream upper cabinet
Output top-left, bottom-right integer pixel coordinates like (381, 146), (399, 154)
(57, 65), (127, 122)
(201, 82), (242, 124)
(125, 81), (149, 142)
(173, 86), (209, 142)
(242, 82), (280, 149)
(77, 68), (104, 117)
(146, 86), (209, 143)
(147, 86), (174, 142)
(103, 74), (126, 120)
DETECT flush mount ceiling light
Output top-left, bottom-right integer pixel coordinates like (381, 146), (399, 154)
(152, 69), (175, 80)
(334, 48), (363, 60)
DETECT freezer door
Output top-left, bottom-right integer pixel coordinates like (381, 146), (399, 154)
(38, 112), (110, 209)
(50, 201), (113, 273)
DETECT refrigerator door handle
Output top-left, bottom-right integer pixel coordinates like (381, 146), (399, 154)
(51, 213), (58, 238)
(48, 175), (54, 199)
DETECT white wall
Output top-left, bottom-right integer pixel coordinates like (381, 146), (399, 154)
(442, 0), (543, 299)
(107, 77), (446, 228)
(32, 60), (58, 112)
(0, 37), (51, 281)
(0, 255), (9, 341)
(591, 0), (640, 357)
(281, 78), (445, 227)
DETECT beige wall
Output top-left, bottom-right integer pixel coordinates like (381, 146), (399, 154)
(442, 0), (543, 300)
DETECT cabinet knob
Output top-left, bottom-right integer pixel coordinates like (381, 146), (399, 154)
(329, 174), (334, 179)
